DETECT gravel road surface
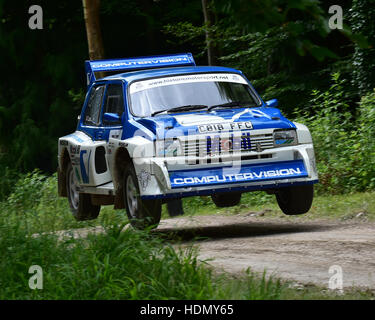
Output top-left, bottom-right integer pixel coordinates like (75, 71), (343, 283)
(156, 215), (375, 290)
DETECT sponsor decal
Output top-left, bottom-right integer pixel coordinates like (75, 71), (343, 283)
(169, 160), (308, 188)
(138, 170), (151, 191)
(173, 168), (302, 186)
(110, 129), (122, 139)
(231, 108), (271, 121)
(173, 114), (225, 126)
(79, 149), (91, 184)
(70, 145), (81, 154)
(129, 73), (248, 94)
(59, 140), (68, 146)
(92, 57), (191, 71)
(74, 167), (82, 184)
(119, 142), (128, 148)
(108, 142), (114, 154)
(198, 121), (253, 133)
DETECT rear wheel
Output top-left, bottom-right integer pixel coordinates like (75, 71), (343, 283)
(211, 192), (242, 208)
(66, 162), (100, 221)
(123, 165), (161, 229)
(276, 184), (313, 215)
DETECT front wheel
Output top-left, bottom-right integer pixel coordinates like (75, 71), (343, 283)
(276, 184), (313, 215)
(123, 165), (161, 230)
(66, 162), (100, 221)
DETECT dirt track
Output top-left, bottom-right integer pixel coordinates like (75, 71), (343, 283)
(155, 215), (375, 290)
(58, 214), (375, 290)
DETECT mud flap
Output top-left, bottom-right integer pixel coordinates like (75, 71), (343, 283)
(167, 199), (184, 216)
(57, 167), (67, 197)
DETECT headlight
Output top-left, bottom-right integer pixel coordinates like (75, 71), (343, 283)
(155, 138), (181, 157)
(273, 129), (298, 146)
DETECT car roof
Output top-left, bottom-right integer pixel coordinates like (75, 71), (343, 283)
(99, 65), (243, 83)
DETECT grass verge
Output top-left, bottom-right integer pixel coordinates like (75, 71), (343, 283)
(1, 171), (374, 299)
(0, 211), (287, 300)
(1, 214), (373, 300)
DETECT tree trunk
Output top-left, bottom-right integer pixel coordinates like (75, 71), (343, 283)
(201, 0), (218, 65)
(82, 0), (105, 62)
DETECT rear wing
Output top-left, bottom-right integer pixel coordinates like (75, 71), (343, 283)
(84, 53), (196, 87)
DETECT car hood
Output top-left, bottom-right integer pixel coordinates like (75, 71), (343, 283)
(135, 107), (295, 139)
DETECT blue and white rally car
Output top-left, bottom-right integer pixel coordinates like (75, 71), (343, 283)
(57, 53), (318, 229)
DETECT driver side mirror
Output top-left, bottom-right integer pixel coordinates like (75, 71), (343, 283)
(266, 99), (278, 108)
(103, 112), (121, 123)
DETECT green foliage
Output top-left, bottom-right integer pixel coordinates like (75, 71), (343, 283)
(0, 0), (205, 173)
(218, 25), (323, 109)
(350, 0), (375, 95)
(0, 0), (370, 173)
(355, 91), (375, 187)
(0, 0), (85, 172)
(0, 218), (210, 299)
(0, 164), (19, 201)
(0, 171), (286, 300)
(164, 0), (352, 115)
(2, 0), (375, 301)
(7, 169), (47, 210)
(1, 171), (98, 234)
(68, 88), (86, 114)
(294, 73), (375, 193)
(163, 22), (205, 48)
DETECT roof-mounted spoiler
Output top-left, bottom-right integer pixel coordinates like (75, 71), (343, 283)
(84, 53), (196, 87)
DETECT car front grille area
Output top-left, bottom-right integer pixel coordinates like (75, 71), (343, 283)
(182, 132), (274, 164)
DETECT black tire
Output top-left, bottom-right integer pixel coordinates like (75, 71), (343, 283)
(211, 192), (242, 208)
(276, 184), (314, 215)
(167, 199), (184, 217)
(66, 162), (100, 221)
(123, 164), (161, 230)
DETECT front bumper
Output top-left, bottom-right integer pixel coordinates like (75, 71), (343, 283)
(133, 143), (318, 200)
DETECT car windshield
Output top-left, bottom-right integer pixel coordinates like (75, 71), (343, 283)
(129, 73), (261, 117)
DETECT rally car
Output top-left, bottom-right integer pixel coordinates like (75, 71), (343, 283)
(57, 53), (318, 229)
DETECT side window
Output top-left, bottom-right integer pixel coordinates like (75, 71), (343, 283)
(83, 85), (105, 126)
(102, 84), (124, 125)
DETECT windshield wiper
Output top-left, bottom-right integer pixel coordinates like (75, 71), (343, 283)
(151, 105), (208, 116)
(151, 109), (169, 116)
(207, 101), (255, 112)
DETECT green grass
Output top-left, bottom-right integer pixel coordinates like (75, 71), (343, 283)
(0, 211), (288, 300)
(0, 172), (287, 299)
(1, 171), (374, 300)
(2, 215), (373, 300)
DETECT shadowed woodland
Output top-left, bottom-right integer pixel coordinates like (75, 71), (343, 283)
(0, 0), (375, 196)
